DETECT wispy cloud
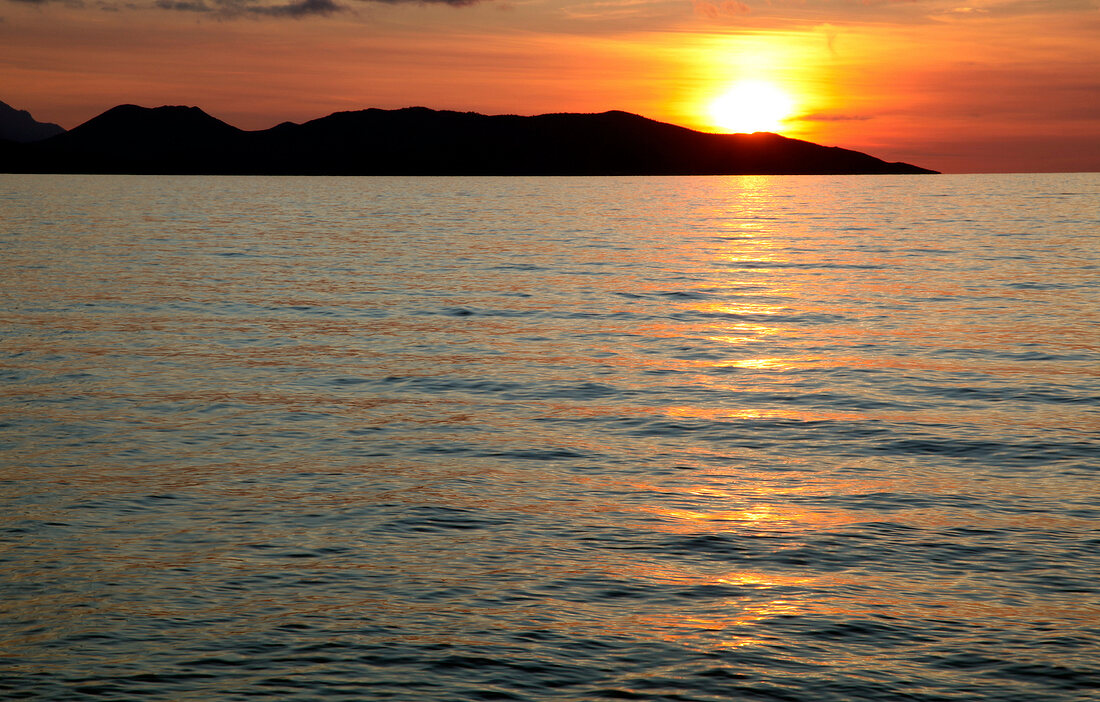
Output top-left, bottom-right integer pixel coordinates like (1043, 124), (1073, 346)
(692, 0), (750, 19)
(798, 112), (874, 122)
(7, 0), (488, 16)
(256, 0), (345, 15)
(151, 0), (349, 16)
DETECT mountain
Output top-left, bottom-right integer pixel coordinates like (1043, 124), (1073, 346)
(59, 104), (242, 149)
(18, 104), (244, 173)
(1, 104), (938, 175)
(0, 101), (65, 143)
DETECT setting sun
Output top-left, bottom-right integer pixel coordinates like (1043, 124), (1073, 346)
(709, 81), (795, 134)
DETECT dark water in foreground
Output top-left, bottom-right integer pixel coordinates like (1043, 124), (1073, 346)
(1, 173), (1098, 701)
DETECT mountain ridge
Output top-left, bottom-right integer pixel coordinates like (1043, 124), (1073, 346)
(0, 100), (66, 143)
(1, 103), (939, 175)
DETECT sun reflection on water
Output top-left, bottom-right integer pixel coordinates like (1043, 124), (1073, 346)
(4, 175), (1096, 700)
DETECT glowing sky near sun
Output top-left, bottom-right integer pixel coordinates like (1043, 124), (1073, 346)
(1, 0), (1098, 172)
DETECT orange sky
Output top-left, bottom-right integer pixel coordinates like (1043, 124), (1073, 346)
(2, 0), (1098, 172)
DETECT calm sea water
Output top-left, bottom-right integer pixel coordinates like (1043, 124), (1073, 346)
(1, 173), (1098, 701)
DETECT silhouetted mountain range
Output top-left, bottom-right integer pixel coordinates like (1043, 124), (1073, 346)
(0, 103), (938, 175)
(0, 101), (65, 143)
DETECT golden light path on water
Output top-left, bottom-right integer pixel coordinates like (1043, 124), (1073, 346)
(0, 174), (1097, 699)
(585, 174), (1100, 662)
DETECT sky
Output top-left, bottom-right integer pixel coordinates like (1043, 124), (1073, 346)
(1, 0), (1098, 172)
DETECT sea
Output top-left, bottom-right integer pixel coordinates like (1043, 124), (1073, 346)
(1, 173), (1097, 701)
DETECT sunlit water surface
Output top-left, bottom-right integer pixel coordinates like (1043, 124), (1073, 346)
(1, 174), (1098, 701)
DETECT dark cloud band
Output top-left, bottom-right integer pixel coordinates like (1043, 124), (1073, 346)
(9, 0), (486, 16)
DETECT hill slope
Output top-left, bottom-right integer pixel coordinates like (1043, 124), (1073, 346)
(0, 101), (65, 143)
(2, 104), (938, 175)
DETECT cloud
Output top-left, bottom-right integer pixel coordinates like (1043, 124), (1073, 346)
(817, 22), (839, 57)
(979, 0), (1098, 15)
(372, 0), (482, 5)
(154, 0), (213, 10)
(5, 0), (487, 14)
(153, 0), (347, 14)
(255, 0), (344, 14)
(7, 0), (89, 7)
(692, 0), (750, 18)
(798, 113), (874, 122)
(8, 0), (89, 5)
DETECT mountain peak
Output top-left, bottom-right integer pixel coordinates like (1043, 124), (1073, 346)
(0, 100), (65, 143)
(3, 102), (938, 175)
(70, 103), (240, 138)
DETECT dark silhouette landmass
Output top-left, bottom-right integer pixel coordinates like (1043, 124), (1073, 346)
(0, 101), (66, 143)
(1, 103), (938, 175)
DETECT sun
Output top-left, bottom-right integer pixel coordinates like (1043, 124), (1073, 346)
(709, 81), (795, 134)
